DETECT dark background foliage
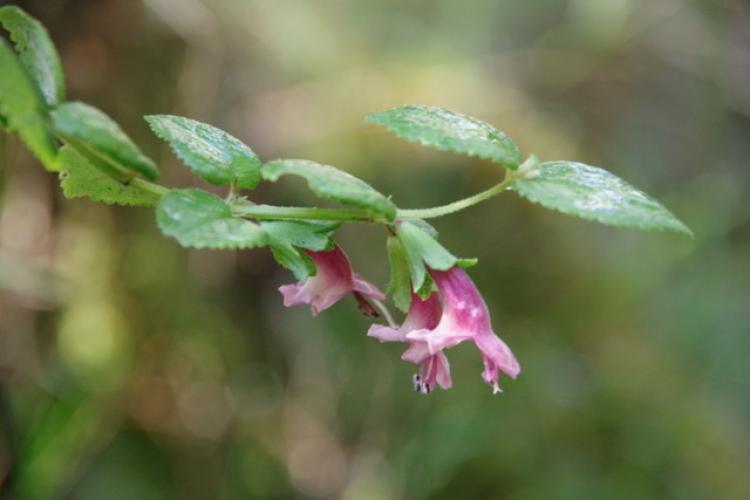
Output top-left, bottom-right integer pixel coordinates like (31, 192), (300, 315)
(1, 0), (749, 498)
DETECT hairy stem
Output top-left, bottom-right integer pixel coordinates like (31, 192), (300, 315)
(396, 175), (515, 220)
(64, 156), (525, 224)
(229, 171), (522, 223)
(371, 299), (397, 328)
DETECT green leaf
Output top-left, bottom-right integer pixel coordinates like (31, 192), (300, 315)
(266, 244), (315, 281)
(386, 236), (412, 313)
(0, 5), (65, 106)
(157, 189), (267, 249)
(409, 218), (439, 237)
(512, 161), (693, 236)
(366, 105), (522, 169)
(261, 220), (338, 252)
(51, 102), (158, 180)
(396, 221), (458, 291)
(0, 40), (57, 167)
(262, 159), (396, 220)
(261, 220), (339, 279)
(58, 145), (160, 207)
(457, 257), (478, 268)
(145, 114), (261, 189)
(60, 136), (130, 182)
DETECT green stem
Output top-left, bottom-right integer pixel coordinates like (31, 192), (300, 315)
(77, 168), (517, 224)
(371, 299), (397, 327)
(55, 149), (521, 223)
(396, 175), (516, 220)
(225, 181), (239, 202)
(229, 174), (519, 223)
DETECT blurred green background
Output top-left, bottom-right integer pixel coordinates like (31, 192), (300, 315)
(1, 0), (749, 498)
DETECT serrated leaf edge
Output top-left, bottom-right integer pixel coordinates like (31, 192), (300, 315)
(510, 182), (694, 238)
(261, 159), (397, 220)
(156, 190), (268, 250)
(144, 114), (261, 189)
(0, 5), (65, 106)
(365, 108), (522, 169)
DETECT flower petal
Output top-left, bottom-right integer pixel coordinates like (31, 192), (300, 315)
(405, 328), (470, 355)
(475, 333), (521, 381)
(352, 273), (386, 301)
(279, 283), (309, 308)
(413, 352), (452, 394)
(367, 324), (405, 343)
(278, 244), (383, 316)
(401, 339), (430, 363)
(401, 293), (441, 331)
(309, 289), (349, 316)
(433, 352), (452, 389)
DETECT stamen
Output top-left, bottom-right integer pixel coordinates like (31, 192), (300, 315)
(413, 373), (431, 394)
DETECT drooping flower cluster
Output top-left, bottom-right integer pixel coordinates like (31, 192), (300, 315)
(279, 245), (520, 394)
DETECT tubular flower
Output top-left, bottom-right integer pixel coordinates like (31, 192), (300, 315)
(279, 245), (385, 316)
(368, 293), (452, 394)
(407, 267), (520, 394)
(373, 267), (519, 394)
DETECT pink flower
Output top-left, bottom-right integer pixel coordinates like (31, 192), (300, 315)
(369, 267), (519, 394)
(368, 293), (452, 394)
(279, 245), (385, 316)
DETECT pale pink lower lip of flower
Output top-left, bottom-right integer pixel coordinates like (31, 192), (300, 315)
(367, 293), (452, 393)
(279, 244), (384, 316)
(404, 267), (520, 394)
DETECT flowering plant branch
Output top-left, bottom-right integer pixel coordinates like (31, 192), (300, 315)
(0, 6), (692, 394)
